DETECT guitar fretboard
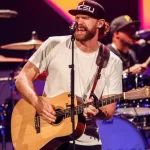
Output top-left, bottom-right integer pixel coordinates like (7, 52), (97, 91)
(56, 94), (123, 118)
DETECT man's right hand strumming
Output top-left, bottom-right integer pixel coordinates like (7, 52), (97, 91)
(15, 61), (56, 124)
(123, 63), (148, 74)
(34, 98), (56, 124)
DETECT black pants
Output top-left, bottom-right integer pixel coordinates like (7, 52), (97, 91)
(57, 142), (102, 150)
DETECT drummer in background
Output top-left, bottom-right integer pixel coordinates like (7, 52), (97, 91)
(107, 15), (148, 74)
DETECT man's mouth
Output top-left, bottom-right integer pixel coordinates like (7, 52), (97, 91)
(76, 27), (86, 34)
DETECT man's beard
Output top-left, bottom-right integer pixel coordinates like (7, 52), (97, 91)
(74, 25), (97, 42)
(119, 38), (134, 47)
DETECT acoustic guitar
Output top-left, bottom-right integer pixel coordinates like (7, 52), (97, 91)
(11, 86), (150, 150)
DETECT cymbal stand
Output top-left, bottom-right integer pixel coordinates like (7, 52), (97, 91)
(8, 71), (16, 111)
(8, 31), (38, 109)
(0, 125), (6, 150)
(126, 55), (139, 119)
(8, 72), (19, 150)
(0, 104), (7, 150)
(135, 73), (139, 89)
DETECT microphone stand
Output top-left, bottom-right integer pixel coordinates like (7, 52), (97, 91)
(68, 34), (76, 150)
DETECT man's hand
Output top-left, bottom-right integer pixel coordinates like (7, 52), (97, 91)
(123, 63), (147, 74)
(34, 98), (56, 124)
(83, 97), (99, 118)
(83, 96), (117, 120)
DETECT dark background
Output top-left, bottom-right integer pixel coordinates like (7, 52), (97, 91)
(0, 0), (149, 68)
(0, 0), (150, 144)
(0, 0), (140, 44)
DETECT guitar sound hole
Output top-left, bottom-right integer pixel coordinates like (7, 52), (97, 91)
(54, 109), (64, 124)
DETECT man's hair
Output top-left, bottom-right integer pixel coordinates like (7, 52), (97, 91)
(99, 21), (110, 39)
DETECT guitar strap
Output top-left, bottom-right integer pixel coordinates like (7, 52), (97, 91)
(89, 43), (110, 101)
(82, 43), (110, 101)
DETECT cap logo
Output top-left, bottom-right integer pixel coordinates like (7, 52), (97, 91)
(124, 15), (131, 22)
(77, 2), (95, 13)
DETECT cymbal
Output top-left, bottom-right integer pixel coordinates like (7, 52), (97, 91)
(1, 39), (43, 50)
(0, 10), (18, 18)
(0, 55), (27, 62)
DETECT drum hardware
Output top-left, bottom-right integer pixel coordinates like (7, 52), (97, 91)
(1, 31), (43, 73)
(0, 31), (43, 50)
(123, 73), (150, 92)
(132, 115), (150, 130)
(121, 71), (150, 118)
(0, 10), (18, 18)
(8, 72), (17, 110)
(123, 56), (150, 91)
(117, 98), (150, 117)
(0, 31), (43, 107)
(0, 55), (27, 62)
(1, 31), (45, 82)
(0, 104), (8, 150)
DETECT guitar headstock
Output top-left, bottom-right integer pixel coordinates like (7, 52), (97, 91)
(123, 86), (150, 100)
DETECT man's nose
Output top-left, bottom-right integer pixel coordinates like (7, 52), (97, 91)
(77, 18), (84, 25)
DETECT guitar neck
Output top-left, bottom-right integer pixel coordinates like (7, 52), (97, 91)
(58, 86), (150, 118)
(123, 86), (150, 100)
(60, 94), (123, 118)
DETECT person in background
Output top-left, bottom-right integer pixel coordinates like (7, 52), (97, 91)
(107, 15), (148, 74)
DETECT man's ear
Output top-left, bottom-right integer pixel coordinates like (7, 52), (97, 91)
(114, 32), (120, 38)
(97, 19), (105, 28)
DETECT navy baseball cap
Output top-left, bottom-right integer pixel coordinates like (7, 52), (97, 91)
(68, 0), (105, 19)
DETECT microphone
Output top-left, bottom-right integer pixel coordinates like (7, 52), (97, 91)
(70, 21), (78, 34)
(135, 29), (150, 38)
(135, 39), (146, 47)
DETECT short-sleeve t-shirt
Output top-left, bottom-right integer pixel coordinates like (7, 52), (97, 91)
(29, 35), (123, 146)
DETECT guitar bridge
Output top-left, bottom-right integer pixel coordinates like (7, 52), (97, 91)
(34, 112), (40, 133)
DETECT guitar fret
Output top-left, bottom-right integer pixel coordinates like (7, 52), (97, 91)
(110, 97), (112, 103)
(76, 105), (84, 115)
(65, 109), (71, 118)
(100, 94), (122, 107)
(109, 97), (112, 104)
(76, 106), (79, 114)
(102, 100), (106, 106)
(112, 96), (115, 103)
(108, 97), (111, 104)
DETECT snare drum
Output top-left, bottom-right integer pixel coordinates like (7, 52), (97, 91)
(117, 99), (150, 116)
(97, 116), (146, 150)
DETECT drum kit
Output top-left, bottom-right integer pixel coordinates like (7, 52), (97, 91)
(97, 73), (150, 149)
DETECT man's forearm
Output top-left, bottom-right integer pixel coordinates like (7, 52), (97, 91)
(15, 77), (39, 107)
(95, 102), (116, 120)
(95, 108), (114, 120)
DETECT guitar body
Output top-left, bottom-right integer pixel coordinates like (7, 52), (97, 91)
(11, 92), (86, 150)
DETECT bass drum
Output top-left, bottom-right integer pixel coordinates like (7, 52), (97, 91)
(96, 116), (147, 150)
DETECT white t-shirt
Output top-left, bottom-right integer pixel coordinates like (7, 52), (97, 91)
(29, 35), (123, 146)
